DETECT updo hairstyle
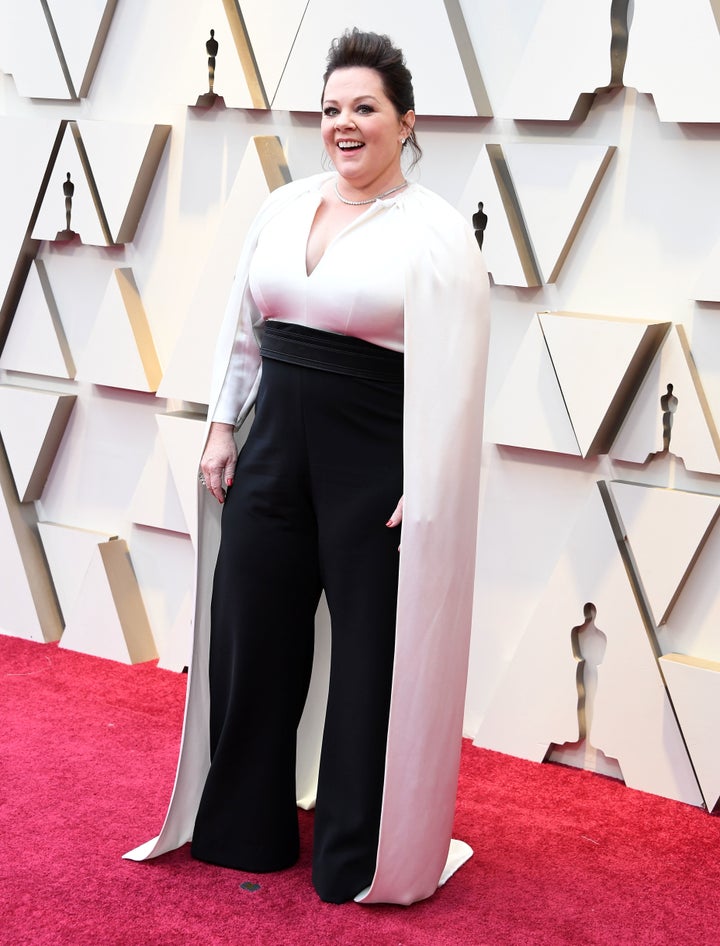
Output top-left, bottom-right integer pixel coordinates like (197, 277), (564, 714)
(322, 28), (422, 169)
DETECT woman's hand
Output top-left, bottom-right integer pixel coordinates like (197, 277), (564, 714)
(200, 422), (237, 504)
(386, 496), (403, 528)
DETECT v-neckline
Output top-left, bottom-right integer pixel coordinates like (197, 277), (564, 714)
(304, 195), (381, 278)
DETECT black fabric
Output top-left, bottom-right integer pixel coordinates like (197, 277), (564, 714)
(260, 318), (404, 382)
(191, 333), (403, 903)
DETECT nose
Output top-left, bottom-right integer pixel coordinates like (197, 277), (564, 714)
(335, 107), (356, 129)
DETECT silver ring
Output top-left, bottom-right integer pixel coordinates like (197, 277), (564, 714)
(198, 471), (206, 486)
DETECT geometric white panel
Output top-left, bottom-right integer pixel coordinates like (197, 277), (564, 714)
(0, 260), (75, 379)
(156, 412), (208, 547)
(127, 526), (196, 672)
(485, 315), (581, 455)
(76, 268), (162, 393)
(611, 325), (720, 475)
(177, 1), (257, 108)
(31, 123), (108, 245)
(0, 117), (62, 321)
(539, 312), (670, 457)
(158, 136), (289, 404)
(75, 120), (171, 244)
(624, 0), (720, 122)
(504, 144), (615, 283)
(489, 0), (617, 120)
(240, 0), (309, 104)
(475, 483), (704, 808)
(457, 143), (613, 287)
(37, 521), (117, 624)
(457, 146), (533, 288)
(271, 0), (489, 115)
(0, 1), (69, 98)
(610, 481), (720, 626)
(0, 460), (60, 642)
(660, 653), (720, 812)
(46, 0), (118, 98)
(59, 538), (157, 664)
(130, 433), (189, 536)
(0, 386), (76, 501)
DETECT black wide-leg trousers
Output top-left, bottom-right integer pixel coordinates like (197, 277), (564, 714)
(191, 324), (404, 903)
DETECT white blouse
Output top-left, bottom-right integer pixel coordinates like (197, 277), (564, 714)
(247, 189), (407, 352)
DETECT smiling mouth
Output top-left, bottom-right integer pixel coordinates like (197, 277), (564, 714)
(337, 141), (364, 151)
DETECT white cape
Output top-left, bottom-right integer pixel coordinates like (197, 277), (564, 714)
(125, 174), (490, 906)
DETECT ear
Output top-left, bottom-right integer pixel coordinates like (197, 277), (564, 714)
(400, 110), (416, 140)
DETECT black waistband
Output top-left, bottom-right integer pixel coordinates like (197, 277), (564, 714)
(259, 320), (404, 382)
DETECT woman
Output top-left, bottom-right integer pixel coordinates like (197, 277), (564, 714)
(126, 28), (490, 906)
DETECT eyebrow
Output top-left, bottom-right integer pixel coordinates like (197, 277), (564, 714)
(322, 95), (382, 106)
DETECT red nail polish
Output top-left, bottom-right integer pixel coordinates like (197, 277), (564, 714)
(227, 478), (233, 487)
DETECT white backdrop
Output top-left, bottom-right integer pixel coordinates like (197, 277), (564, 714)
(2, 0), (720, 812)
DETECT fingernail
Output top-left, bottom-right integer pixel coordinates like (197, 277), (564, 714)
(386, 519), (393, 527)
(227, 478), (233, 487)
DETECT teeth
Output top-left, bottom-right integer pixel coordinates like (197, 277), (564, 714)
(338, 141), (363, 150)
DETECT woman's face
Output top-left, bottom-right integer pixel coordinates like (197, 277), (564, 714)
(321, 66), (414, 190)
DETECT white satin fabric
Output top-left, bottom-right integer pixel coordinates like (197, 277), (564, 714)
(124, 173), (490, 906)
(249, 190), (405, 345)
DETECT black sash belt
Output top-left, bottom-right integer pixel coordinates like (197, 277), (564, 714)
(260, 319), (404, 383)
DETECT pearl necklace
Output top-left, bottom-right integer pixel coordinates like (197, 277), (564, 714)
(334, 179), (408, 206)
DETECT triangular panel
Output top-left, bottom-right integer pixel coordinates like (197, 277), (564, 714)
(76, 120), (171, 244)
(0, 260), (75, 379)
(611, 325), (720, 474)
(624, 0), (720, 122)
(0, 2), (70, 99)
(37, 521), (117, 623)
(31, 123), (107, 244)
(272, 0), (488, 116)
(475, 483), (704, 807)
(59, 538), (157, 664)
(177, 2), (258, 108)
(660, 654), (720, 812)
(0, 455), (62, 642)
(239, 0), (309, 105)
(457, 146), (533, 288)
(485, 315), (580, 456)
(156, 412), (208, 546)
(610, 481), (720, 626)
(158, 135), (290, 404)
(0, 386), (76, 501)
(0, 515), (45, 639)
(495, 0), (617, 120)
(46, 0), (118, 98)
(539, 312), (670, 457)
(504, 143), (615, 283)
(0, 117), (64, 332)
(130, 433), (189, 536)
(123, 526), (195, 673)
(76, 269), (162, 392)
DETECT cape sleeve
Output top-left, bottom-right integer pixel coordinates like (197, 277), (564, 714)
(358, 187), (490, 904)
(123, 172), (331, 862)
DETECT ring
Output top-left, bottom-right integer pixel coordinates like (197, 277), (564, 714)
(198, 471), (206, 486)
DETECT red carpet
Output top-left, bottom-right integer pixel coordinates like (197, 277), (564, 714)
(1, 634), (719, 946)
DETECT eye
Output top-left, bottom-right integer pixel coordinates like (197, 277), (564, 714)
(356, 104), (374, 114)
(323, 106), (338, 117)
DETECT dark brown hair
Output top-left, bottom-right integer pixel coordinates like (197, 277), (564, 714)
(322, 28), (422, 168)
